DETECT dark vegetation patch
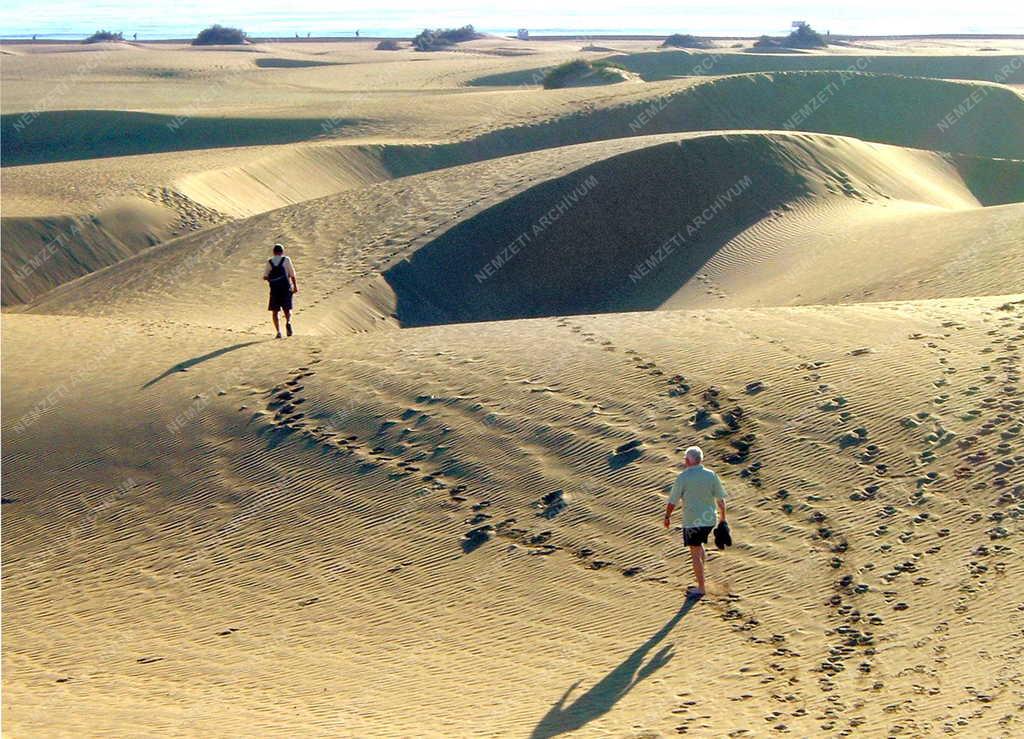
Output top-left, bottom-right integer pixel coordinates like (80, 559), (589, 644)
(83, 30), (122, 43)
(412, 25), (482, 51)
(254, 57), (340, 68)
(193, 25), (248, 46)
(754, 23), (827, 50)
(542, 59), (628, 89)
(661, 34), (712, 49)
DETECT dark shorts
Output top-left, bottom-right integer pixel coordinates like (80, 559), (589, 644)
(268, 285), (293, 312)
(683, 526), (713, 546)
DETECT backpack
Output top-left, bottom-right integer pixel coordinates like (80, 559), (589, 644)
(268, 257), (288, 285)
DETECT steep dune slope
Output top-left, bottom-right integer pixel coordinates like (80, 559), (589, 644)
(606, 50), (1024, 83)
(173, 145), (393, 217)
(16, 133), (706, 330)
(100, 68), (1024, 224)
(4, 295), (1022, 736)
(0, 110), (356, 167)
(461, 72), (1024, 161)
(1, 197), (224, 306)
(385, 132), (1021, 325)
(22, 131), (1022, 331)
(5, 70), (1021, 306)
(666, 197), (1024, 308)
(470, 51), (1024, 86)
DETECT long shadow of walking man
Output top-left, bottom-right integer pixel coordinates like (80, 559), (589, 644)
(141, 341), (260, 388)
(530, 599), (697, 738)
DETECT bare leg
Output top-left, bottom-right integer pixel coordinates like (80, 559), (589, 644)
(271, 310), (281, 336)
(689, 545), (706, 595)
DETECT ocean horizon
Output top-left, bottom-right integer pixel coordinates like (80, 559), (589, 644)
(2, 1), (1022, 40)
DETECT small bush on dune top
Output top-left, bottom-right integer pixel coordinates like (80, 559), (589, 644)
(752, 35), (780, 49)
(376, 39), (402, 50)
(193, 24), (248, 46)
(412, 25), (481, 51)
(661, 34), (711, 49)
(542, 58), (627, 89)
(785, 23), (827, 48)
(543, 59), (590, 88)
(754, 23), (827, 49)
(83, 30), (123, 43)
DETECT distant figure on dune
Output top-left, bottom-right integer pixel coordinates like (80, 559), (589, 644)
(263, 243), (298, 338)
(663, 446), (728, 598)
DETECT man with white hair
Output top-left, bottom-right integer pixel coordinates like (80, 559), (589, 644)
(663, 445), (728, 598)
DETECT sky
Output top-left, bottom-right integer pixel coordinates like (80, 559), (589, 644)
(1, 0), (1020, 38)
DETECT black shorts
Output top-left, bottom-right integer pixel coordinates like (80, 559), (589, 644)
(268, 285), (293, 312)
(683, 526), (713, 546)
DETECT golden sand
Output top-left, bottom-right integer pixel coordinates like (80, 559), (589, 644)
(3, 35), (1023, 736)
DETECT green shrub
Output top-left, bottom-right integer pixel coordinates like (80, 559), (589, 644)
(375, 39), (402, 50)
(412, 25), (480, 51)
(755, 24), (827, 49)
(542, 59), (626, 89)
(543, 59), (589, 88)
(83, 30), (123, 43)
(785, 23), (827, 48)
(661, 34), (711, 49)
(193, 24), (247, 46)
(752, 35), (781, 49)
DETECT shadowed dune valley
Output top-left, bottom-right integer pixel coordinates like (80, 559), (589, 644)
(3, 8), (1024, 738)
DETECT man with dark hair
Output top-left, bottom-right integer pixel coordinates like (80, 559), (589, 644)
(263, 243), (298, 338)
(663, 445), (728, 598)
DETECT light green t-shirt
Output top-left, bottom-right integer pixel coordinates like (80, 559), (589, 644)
(668, 465), (727, 528)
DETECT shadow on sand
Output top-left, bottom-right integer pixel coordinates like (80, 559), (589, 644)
(529, 599), (698, 738)
(141, 341), (260, 388)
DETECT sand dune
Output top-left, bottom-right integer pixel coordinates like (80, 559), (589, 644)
(0, 196), (227, 305)
(4, 294), (1023, 736)
(461, 73), (1024, 161)
(3, 37), (1023, 738)
(9, 69), (1021, 169)
(5, 60), (1021, 305)
(16, 130), (1024, 329)
(174, 145), (393, 217)
(665, 198), (1024, 308)
(384, 132), (1021, 324)
(21, 133), (690, 329)
(607, 50), (1024, 83)
(1, 110), (354, 166)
